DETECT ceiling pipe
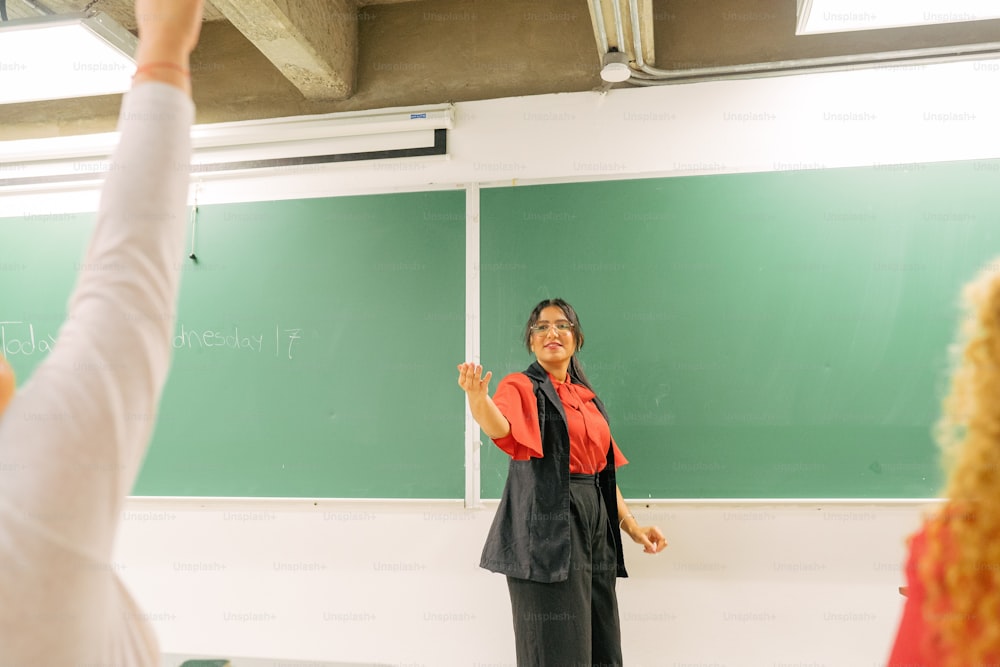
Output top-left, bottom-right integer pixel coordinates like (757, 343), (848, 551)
(587, 0), (1000, 86)
(610, 0), (627, 57)
(591, 0), (633, 83)
(18, 0), (54, 16)
(590, 0), (610, 55)
(626, 39), (1000, 86)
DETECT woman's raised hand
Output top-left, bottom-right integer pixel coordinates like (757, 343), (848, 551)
(457, 362), (493, 399)
(456, 363), (511, 440)
(132, 0), (204, 94)
(135, 0), (204, 56)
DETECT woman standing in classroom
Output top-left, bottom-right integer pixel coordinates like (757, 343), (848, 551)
(458, 297), (667, 666)
(888, 258), (1000, 666)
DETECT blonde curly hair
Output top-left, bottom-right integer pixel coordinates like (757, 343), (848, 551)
(921, 257), (1000, 666)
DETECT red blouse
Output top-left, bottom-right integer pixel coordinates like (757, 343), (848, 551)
(887, 519), (993, 666)
(888, 525), (937, 666)
(491, 372), (628, 474)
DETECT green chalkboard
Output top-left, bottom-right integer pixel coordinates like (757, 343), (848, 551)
(0, 190), (466, 498)
(480, 160), (1000, 498)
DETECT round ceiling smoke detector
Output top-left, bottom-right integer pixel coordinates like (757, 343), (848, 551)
(600, 51), (631, 83)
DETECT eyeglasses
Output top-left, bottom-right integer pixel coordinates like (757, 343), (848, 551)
(530, 321), (575, 336)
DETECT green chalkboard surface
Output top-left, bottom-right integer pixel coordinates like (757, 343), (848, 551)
(480, 160), (1000, 498)
(0, 191), (466, 497)
(5, 160), (999, 499)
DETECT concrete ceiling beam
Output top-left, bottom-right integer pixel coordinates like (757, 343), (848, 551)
(208, 0), (358, 101)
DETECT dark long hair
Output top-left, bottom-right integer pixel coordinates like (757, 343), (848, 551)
(523, 298), (594, 390)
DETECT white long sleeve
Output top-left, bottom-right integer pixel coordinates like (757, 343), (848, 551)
(0, 82), (194, 667)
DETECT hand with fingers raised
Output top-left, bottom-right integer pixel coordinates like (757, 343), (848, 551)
(456, 362), (510, 440)
(457, 362), (492, 398)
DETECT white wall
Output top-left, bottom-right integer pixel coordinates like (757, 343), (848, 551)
(6, 56), (998, 665)
(3, 56), (1000, 213)
(120, 498), (934, 666)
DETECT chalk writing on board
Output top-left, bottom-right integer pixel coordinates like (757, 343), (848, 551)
(1, 320), (303, 361)
(173, 323), (264, 353)
(173, 323), (302, 360)
(0, 321), (56, 356)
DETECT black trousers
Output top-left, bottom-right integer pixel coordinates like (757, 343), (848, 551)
(507, 475), (623, 667)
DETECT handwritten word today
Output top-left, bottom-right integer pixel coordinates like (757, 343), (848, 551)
(0, 322), (56, 356)
(0, 320), (302, 360)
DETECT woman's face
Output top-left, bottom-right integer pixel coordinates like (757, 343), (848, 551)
(530, 305), (577, 367)
(0, 355), (14, 417)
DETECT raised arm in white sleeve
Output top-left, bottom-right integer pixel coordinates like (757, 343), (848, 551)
(0, 81), (194, 666)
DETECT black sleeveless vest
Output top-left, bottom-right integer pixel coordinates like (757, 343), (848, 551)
(479, 361), (628, 583)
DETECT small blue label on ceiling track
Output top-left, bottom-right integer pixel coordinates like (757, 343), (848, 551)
(410, 113), (427, 119)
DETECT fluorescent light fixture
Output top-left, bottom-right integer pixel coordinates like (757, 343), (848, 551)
(0, 12), (137, 104)
(797, 0), (1000, 34)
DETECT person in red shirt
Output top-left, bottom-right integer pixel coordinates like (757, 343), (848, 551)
(459, 298), (666, 666)
(888, 259), (1000, 667)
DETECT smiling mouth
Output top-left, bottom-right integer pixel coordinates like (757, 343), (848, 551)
(544, 343), (562, 350)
